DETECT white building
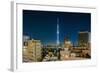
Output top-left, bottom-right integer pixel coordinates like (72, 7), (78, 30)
(26, 39), (42, 62)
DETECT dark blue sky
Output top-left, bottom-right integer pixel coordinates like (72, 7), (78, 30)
(23, 10), (91, 45)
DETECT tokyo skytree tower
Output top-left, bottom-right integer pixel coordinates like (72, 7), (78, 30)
(57, 18), (59, 46)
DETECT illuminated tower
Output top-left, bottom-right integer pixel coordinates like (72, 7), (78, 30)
(57, 18), (60, 60)
(57, 18), (59, 46)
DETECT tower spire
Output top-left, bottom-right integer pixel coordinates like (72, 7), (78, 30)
(57, 17), (59, 46)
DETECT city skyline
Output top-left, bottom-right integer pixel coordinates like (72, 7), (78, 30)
(23, 10), (91, 45)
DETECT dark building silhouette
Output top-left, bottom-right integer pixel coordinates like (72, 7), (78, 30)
(78, 31), (90, 47)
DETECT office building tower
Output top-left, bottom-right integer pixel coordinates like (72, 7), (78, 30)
(27, 39), (42, 62)
(78, 31), (90, 47)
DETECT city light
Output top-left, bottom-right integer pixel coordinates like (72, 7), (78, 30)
(23, 10), (91, 62)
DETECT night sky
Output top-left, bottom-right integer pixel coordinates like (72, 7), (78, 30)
(23, 10), (91, 45)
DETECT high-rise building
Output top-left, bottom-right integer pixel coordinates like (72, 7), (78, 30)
(27, 39), (42, 62)
(23, 35), (30, 46)
(64, 36), (72, 49)
(60, 37), (72, 60)
(78, 31), (90, 47)
(23, 35), (30, 62)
